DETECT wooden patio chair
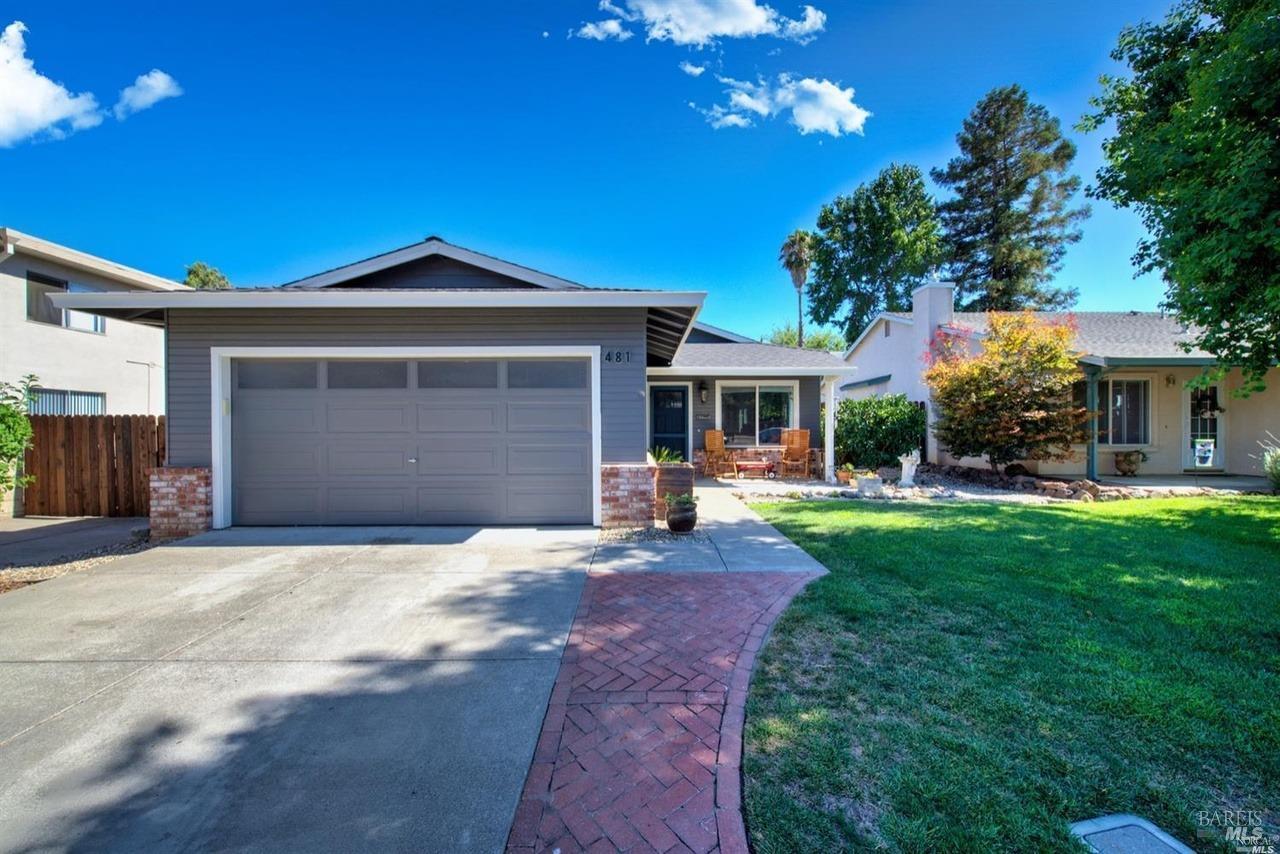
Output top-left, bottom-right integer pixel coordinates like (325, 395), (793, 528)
(779, 429), (810, 479)
(703, 429), (732, 477)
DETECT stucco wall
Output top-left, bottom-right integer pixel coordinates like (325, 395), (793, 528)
(0, 254), (165, 414)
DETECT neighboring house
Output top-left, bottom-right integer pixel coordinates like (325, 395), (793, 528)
(843, 282), (1279, 479)
(0, 228), (187, 415)
(55, 237), (853, 530)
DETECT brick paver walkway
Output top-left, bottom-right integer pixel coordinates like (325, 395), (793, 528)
(506, 571), (816, 853)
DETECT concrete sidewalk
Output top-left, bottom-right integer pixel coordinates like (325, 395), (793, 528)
(0, 517), (147, 569)
(590, 481), (826, 574)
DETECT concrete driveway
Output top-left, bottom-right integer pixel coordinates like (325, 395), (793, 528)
(0, 526), (597, 854)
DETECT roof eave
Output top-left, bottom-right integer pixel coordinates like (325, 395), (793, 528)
(1, 228), (187, 292)
(648, 365), (856, 377)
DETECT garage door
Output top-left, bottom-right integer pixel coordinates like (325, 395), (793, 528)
(230, 358), (593, 525)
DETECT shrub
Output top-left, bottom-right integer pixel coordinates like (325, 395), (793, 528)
(834, 394), (926, 469)
(650, 445), (683, 463)
(924, 313), (1087, 472)
(0, 375), (37, 499)
(1258, 433), (1280, 490)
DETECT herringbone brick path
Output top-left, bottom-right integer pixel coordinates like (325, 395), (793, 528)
(506, 571), (816, 853)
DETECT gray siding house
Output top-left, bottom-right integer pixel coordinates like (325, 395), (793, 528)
(57, 238), (851, 531)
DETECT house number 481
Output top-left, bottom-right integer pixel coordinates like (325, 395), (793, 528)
(604, 350), (631, 363)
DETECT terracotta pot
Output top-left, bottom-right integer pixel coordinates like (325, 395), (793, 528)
(1113, 451), (1142, 477)
(666, 504), (698, 533)
(836, 470), (852, 484)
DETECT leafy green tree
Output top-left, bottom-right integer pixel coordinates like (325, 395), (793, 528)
(834, 394), (927, 468)
(808, 163), (944, 343)
(924, 313), (1087, 472)
(0, 375), (38, 500)
(184, 261), (231, 290)
(778, 230), (816, 347)
(765, 324), (845, 352)
(933, 85), (1089, 312)
(1082, 0), (1279, 394)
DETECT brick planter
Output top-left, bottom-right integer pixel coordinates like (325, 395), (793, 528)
(654, 462), (695, 519)
(601, 463), (658, 528)
(149, 467), (212, 540)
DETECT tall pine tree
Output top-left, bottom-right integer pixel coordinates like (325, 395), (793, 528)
(932, 85), (1089, 311)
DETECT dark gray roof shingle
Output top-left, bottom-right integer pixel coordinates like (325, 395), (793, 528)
(948, 311), (1211, 359)
(669, 342), (848, 370)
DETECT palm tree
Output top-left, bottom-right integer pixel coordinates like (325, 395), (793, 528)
(778, 229), (815, 348)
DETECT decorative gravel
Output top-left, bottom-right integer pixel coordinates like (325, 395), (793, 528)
(0, 534), (155, 595)
(597, 525), (712, 544)
(731, 476), (1056, 505)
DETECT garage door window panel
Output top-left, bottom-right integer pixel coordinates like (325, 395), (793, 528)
(237, 360), (318, 389)
(326, 360), (408, 389)
(418, 360), (500, 389)
(508, 360), (588, 389)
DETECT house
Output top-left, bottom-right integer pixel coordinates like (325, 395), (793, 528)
(53, 237), (853, 532)
(1, 228), (187, 415)
(842, 282), (1279, 479)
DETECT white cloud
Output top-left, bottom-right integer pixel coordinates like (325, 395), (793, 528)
(678, 60), (706, 76)
(0, 21), (102, 147)
(574, 18), (634, 40)
(588, 0), (827, 47)
(698, 73), (870, 136)
(113, 69), (182, 120)
(0, 20), (182, 147)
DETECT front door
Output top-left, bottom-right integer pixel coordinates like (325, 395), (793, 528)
(1184, 384), (1226, 470)
(650, 386), (689, 462)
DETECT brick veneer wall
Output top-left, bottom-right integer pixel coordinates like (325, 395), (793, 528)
(601, 463), (658, 528)
(150, 467), (212, 540)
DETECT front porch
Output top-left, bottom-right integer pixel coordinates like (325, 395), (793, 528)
(1095, 474), (1272, 493)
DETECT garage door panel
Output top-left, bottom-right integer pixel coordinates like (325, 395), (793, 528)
(506, 484), (591, 522)
(507, 444), (591, 476)
(232, 357), (593, 526)
(417, 402), (502, 433)
(237, 486), (322, 522)
(418, 482), (503, 524)
(506, 401), (590, 432)
(235, 401), (321, 434)
(328, 446), (412, 477)
(417, 441), (502, 476)
(327, 487), (414, 522)
(327, 404), (412, 433)
(236, 444), (322, 480)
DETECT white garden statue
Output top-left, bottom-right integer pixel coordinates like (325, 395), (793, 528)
(899, 449), (920, 487)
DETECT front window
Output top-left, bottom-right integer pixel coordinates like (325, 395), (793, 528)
(718, 382), (796, 446)
(26, 273), (105, 333)
(28, 388), (106, 415)
(1075, 378), (1150, 445)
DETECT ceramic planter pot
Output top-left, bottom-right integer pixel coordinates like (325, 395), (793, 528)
(836, 470), (852, 484)
(666, 504), (698, 533)
(856, 476), (885, 497)
(1113, 451), (1142, 476)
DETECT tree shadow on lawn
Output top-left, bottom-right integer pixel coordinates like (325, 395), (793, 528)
(1, 566), (585, 854)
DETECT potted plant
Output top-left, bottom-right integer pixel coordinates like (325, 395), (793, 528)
(664, 492), (698, 533)
(836, 463), (856, 484)
(1113, 450), (1148, 476)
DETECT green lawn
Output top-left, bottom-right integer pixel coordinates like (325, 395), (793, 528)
(744, 498), (1279, 853)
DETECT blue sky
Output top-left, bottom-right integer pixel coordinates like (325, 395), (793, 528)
(3, 0), (1173, 338)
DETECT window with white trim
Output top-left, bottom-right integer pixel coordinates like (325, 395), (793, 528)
(1074, 378), (1151, 445)
(717, 382), (797, 446)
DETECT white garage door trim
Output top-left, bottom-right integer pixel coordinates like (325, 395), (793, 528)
(209, 346), (603, 529)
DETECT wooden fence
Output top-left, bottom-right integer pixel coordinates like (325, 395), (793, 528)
(22, 415), (166, 517)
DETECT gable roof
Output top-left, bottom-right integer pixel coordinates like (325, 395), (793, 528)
(842, 311), (913, 361)
(948, 311), (1213, 362)
(1, 227), (187, 292)
(283, 237), (587, 290)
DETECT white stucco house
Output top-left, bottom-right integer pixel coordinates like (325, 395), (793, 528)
(1, 229), (187, 415)
(841, 282), (1279, 479)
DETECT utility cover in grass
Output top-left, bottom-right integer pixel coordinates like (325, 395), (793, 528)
(1070, 815), (1193, 854)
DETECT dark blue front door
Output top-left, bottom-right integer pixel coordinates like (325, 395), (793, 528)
(650, 386), (688, 462)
